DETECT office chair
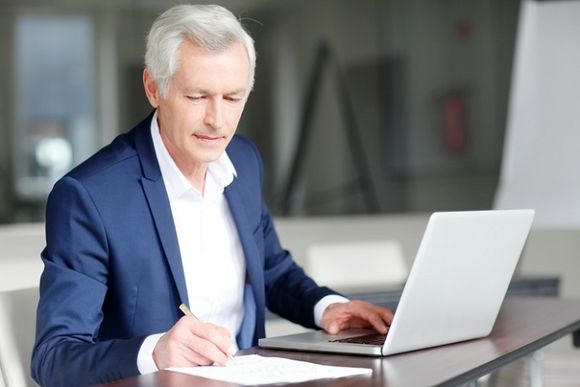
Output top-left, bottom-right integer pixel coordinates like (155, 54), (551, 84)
(305, 239), (407, 290)
(0, 223), (44, 293)
(0, 287), (40, 387)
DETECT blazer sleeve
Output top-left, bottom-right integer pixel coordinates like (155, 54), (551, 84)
(31, 176), (145, 387)
(261, 200), (337, 328)
(236, 138), (338, 328)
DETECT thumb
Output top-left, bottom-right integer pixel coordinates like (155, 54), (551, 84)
(327, 322), (339, 335)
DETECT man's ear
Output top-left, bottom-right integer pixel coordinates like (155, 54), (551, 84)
(143, 68), (160, 108)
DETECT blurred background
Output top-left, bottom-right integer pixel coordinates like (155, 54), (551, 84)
(2, 2), (580, 385)
(0, 0), (520, 222)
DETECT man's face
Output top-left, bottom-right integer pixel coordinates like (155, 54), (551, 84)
(144, 39), (250, 175)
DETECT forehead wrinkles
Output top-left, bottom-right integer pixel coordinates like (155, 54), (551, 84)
(175, 36), (244, 73)
(171, 42), (249, 94)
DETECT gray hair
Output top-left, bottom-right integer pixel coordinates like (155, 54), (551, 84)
(145, 4), (256, 97)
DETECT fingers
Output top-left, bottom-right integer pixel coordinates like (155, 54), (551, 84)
(326, 315), (348, 335)
(321, 300), (393, 335)
(378, 305), (394, 325)
(354, 301), (393, 334)
(365, 309), (390, 334)
(153, 316), (235, 370)
(320, 303), (347, 334)
(189, 320), (235, 365)
(327, 322), (340, 335)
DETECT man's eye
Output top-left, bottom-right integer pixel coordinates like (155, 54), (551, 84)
(187, 95), (203, 101)
(225, 96), (242, 102)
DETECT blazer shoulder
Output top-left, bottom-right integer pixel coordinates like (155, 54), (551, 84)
(66, 115), (153, 184)
(227, 135), (264, 180)
(227, 135), (262, 166)
(67, 132), (137, 182)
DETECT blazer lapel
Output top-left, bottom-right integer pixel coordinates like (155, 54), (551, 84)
(134, 115), (189, 306)
(224, 183), (265, 328)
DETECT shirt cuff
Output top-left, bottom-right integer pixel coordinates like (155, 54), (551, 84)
(137, 333), (164, 374)
(313, 294), (350, 328)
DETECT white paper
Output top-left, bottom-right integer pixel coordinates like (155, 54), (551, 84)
(167, 354), (372, 385)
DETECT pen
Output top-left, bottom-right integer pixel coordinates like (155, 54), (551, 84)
(178, 303), (236, 361)
(179, 303), (198, 319)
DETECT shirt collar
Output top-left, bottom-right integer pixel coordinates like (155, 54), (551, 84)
(149, 110), (237, 201)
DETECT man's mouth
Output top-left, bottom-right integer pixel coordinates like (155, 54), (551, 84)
(193, 134), (223, 142)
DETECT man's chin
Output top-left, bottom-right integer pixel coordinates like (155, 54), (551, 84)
(194, 148), (227, 164)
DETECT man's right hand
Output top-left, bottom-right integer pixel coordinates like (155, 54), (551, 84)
(152, 316), (235, 369)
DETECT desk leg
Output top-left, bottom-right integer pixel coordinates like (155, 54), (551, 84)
(573, 330), (580, 348)
(529, 351), (543, 387)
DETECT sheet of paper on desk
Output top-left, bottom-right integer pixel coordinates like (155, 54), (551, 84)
(167, 354), (372, 385)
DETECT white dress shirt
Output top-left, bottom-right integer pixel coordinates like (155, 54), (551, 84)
(151, 114), (246, 338)
(137, 112), (348, 373)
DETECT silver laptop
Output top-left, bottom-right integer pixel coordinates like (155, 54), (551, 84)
(259, 209), (535, 356)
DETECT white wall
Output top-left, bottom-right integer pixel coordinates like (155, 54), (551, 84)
(495, 0), (580, 228)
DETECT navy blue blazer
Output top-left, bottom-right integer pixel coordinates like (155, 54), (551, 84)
(31, 113), (335, 386)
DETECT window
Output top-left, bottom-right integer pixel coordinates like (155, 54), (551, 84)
(14, 14), (96, 201)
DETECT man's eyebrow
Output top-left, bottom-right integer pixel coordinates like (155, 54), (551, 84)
(225, 88), (247, 96)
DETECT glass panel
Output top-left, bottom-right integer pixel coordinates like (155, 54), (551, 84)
(14, 14), (96, 201)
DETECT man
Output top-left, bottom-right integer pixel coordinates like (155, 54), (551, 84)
(31, 4), (393, 386)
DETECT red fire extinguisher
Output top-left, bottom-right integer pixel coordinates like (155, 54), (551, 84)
(442, 94), (468, 155)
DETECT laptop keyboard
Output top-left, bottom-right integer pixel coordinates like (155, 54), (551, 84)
(329, 331), (388, 346)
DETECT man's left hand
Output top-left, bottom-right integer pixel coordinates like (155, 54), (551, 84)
(320, 300), (393, 335)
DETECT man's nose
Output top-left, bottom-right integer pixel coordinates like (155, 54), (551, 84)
(204, 98), (224, 129)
